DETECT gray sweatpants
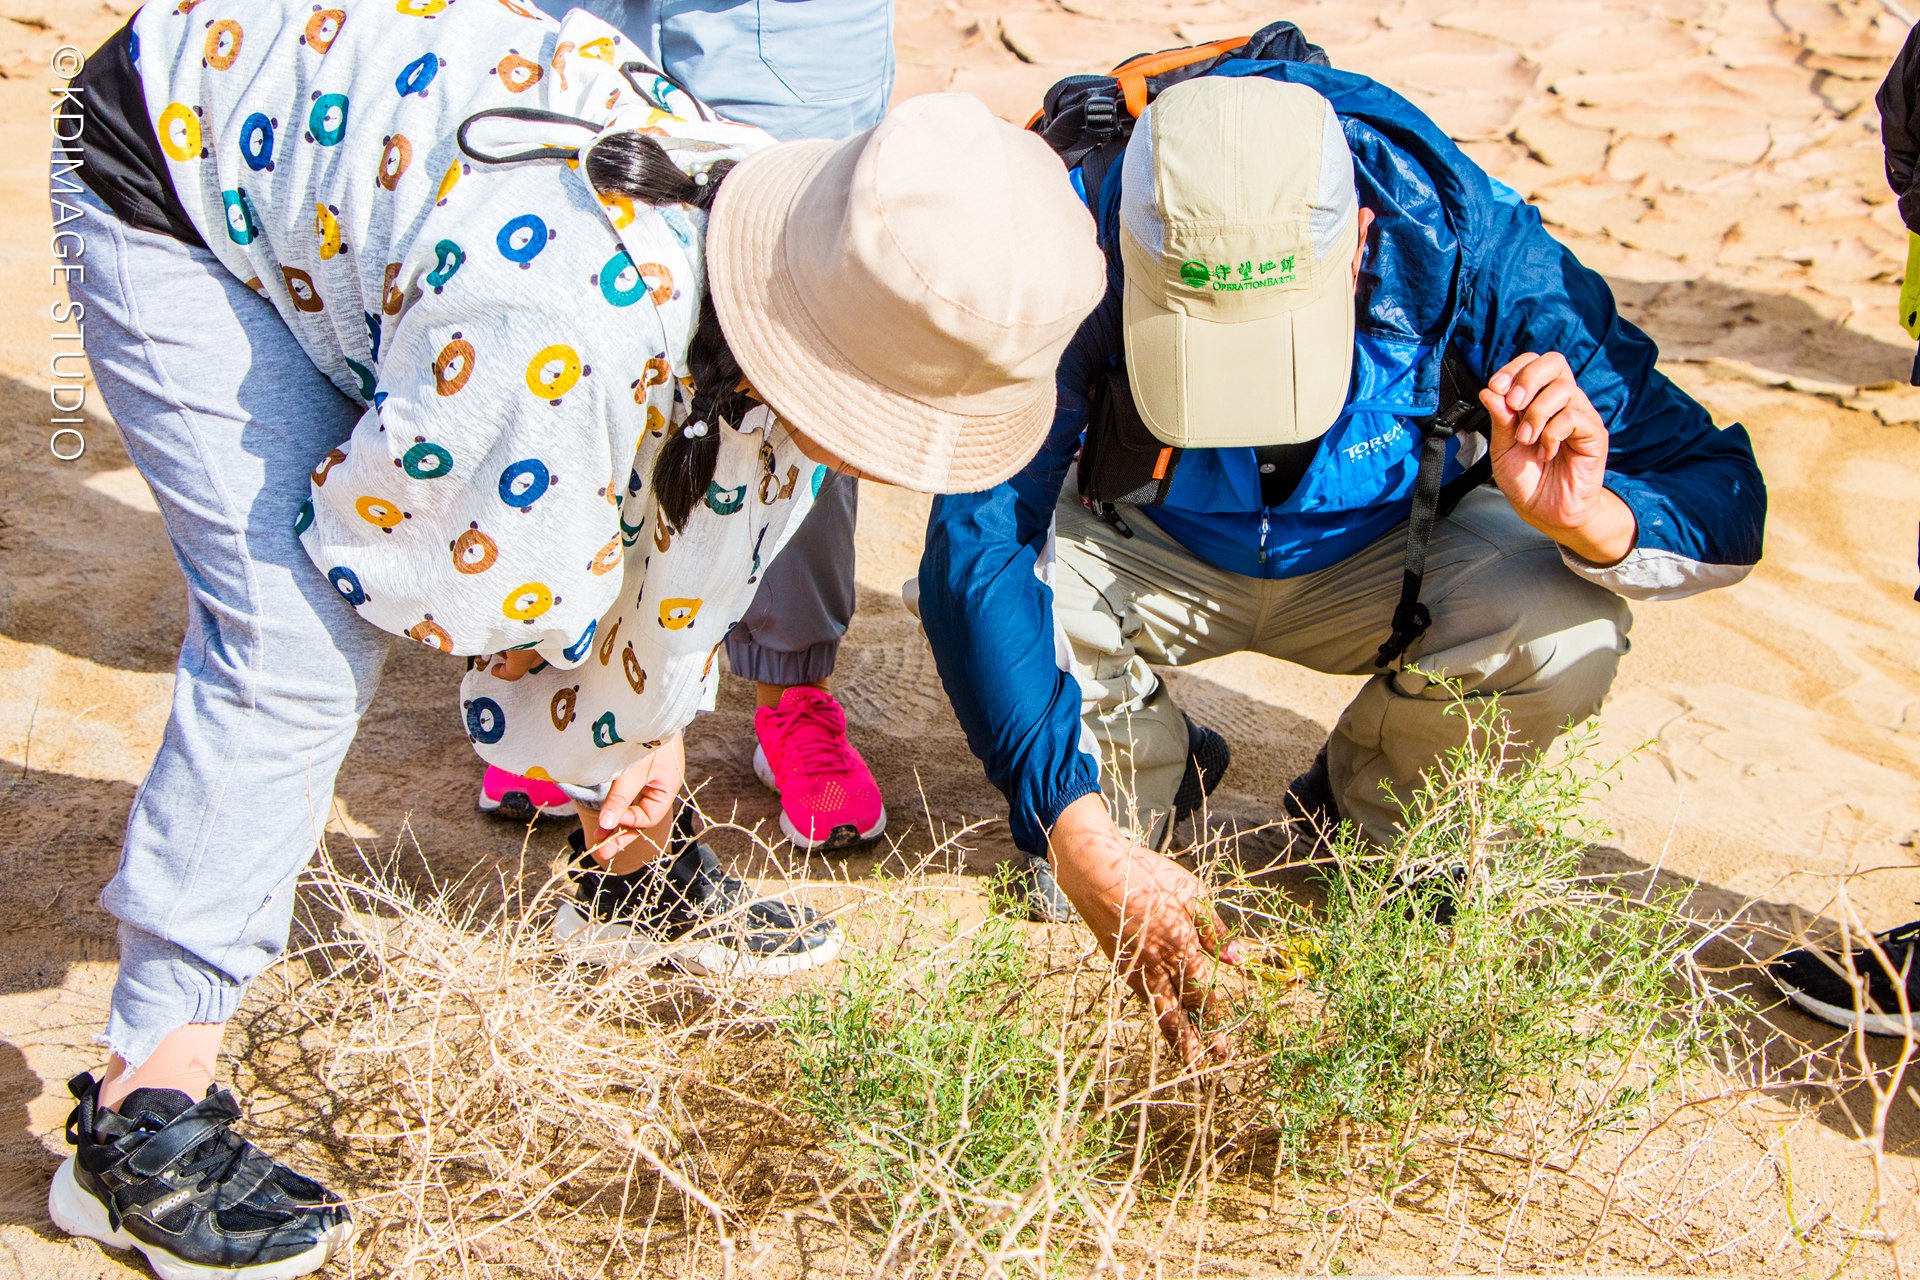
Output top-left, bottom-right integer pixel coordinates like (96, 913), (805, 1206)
(71, 188), (389, 1068)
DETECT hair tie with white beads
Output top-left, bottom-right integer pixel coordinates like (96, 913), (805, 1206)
(692, 169), (710, 187)
(682, 419), (710, 440)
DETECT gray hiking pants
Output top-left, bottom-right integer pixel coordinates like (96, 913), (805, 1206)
(1052, 480), (1635, 846)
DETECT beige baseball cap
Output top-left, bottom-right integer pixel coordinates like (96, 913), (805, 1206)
(1119, 77), (1361, 449)
(707, 94), (1107, 493)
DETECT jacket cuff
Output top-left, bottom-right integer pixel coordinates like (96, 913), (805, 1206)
(1557, 543), (1753, 601)
(1023, 773), (1105, 861)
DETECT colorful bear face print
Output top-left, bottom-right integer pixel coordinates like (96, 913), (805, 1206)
(452, 523), (499, 574)
(204, 18), (243, 69)
(303, 9), (345, 53)
(378, 134), (413, 189)
(305, 92), (349, 146)
(137, 0), (810, 787)
(157, 102), (206, 161)
(408, 615), (453, 652)
(239, 113), (276, 170)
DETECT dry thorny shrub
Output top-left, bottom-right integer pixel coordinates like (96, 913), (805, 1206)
(238, 702), (1920, 1278)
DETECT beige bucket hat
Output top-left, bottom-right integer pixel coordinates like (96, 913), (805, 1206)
(706, 93), (1107, 493)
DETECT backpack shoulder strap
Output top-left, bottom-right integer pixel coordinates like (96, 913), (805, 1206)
(1434, 349), (1493, 520)
(1375, 350), (1493, 668)
(1108, 35), (1260, 116)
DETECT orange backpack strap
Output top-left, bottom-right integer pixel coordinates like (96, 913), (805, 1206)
(1110, 36), (1252, 117)
(1023, 34), (1250, 129)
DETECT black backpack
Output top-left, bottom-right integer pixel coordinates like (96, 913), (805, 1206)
(1030, 22), (1493, 668)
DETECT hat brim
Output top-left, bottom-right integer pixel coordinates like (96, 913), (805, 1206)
(1121, 265), (1356, 450)
(707, 138), (1057, 494)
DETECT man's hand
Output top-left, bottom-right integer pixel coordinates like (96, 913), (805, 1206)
(1480, 351), (1636, 566)
(1049, 794), (1241, 1064)
(576, 733), (685, 869)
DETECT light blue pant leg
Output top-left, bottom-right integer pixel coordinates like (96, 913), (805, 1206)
(69, 191), (388, 1068)
(570, 0), (892, 684)
(575, 0), (895, 141)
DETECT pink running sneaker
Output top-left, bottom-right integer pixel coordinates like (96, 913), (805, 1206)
(752, 687), (887, 851)
(477, 766), (575, 823)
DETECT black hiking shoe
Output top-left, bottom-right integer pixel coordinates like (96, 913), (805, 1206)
(1281, 745), (1464, 920)
(1280, 744), (1340, 836)
(1770, 919), (1920, 1037)
(1393, 862), (1470, 926)
(1171, 718), (1232, 825)
(550, 817), (842, 976)
(49, 1073), (351, 1280)
(1019, 851), (1079, 924)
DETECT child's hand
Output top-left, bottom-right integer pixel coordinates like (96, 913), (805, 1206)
(483, 649), (545, 681)
(580, 734), (686, 865)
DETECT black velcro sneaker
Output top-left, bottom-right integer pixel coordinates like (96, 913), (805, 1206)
(552, 821), (844, 976)
(48, 1072), (353, 1280)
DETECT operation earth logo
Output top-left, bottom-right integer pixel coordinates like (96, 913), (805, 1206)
(1179, 255), (1296, 291)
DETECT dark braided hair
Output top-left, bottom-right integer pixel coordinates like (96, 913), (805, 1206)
(585, 131), (750, 533)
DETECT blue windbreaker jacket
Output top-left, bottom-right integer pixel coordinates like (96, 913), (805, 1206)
(918, 61), (1767, 858)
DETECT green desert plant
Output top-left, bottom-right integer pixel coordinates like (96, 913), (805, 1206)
(776, 694), (1738, 1258)
(272, 694), (1772, 1276)
(774, 877), (1125, 1272)
(1229, 697), (1732, 1191)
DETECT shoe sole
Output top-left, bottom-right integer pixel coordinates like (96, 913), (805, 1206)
(550, 901), (845, 977)
(751, 745), (886, 852)
(49, 1156), (352, 1280)
(477, 790), (574, 822)
(1776, 981), (1920, 1038)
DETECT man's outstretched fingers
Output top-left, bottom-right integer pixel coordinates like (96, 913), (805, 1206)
(1518, 383), (1574, 445)
(1479, 386), (1516, 431)
(1537, 409), (1581, 454)
(1150, 980), (1209, 1064)
(1165, 976), (1230, 1063)
(1192, 902), (1238, 961)
(1176, 949), (1219, 1011)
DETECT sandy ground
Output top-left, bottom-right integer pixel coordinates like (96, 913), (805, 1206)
(8, 0), (1920, 1275)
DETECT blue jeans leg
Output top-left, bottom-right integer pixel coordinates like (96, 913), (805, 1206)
(574, 0), (895, 141)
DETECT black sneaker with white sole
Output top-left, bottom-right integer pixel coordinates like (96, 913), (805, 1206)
(1770, 919), (1920, 1037)
(48, 1073), (352, 1280)
(550, 818), (842, 976)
